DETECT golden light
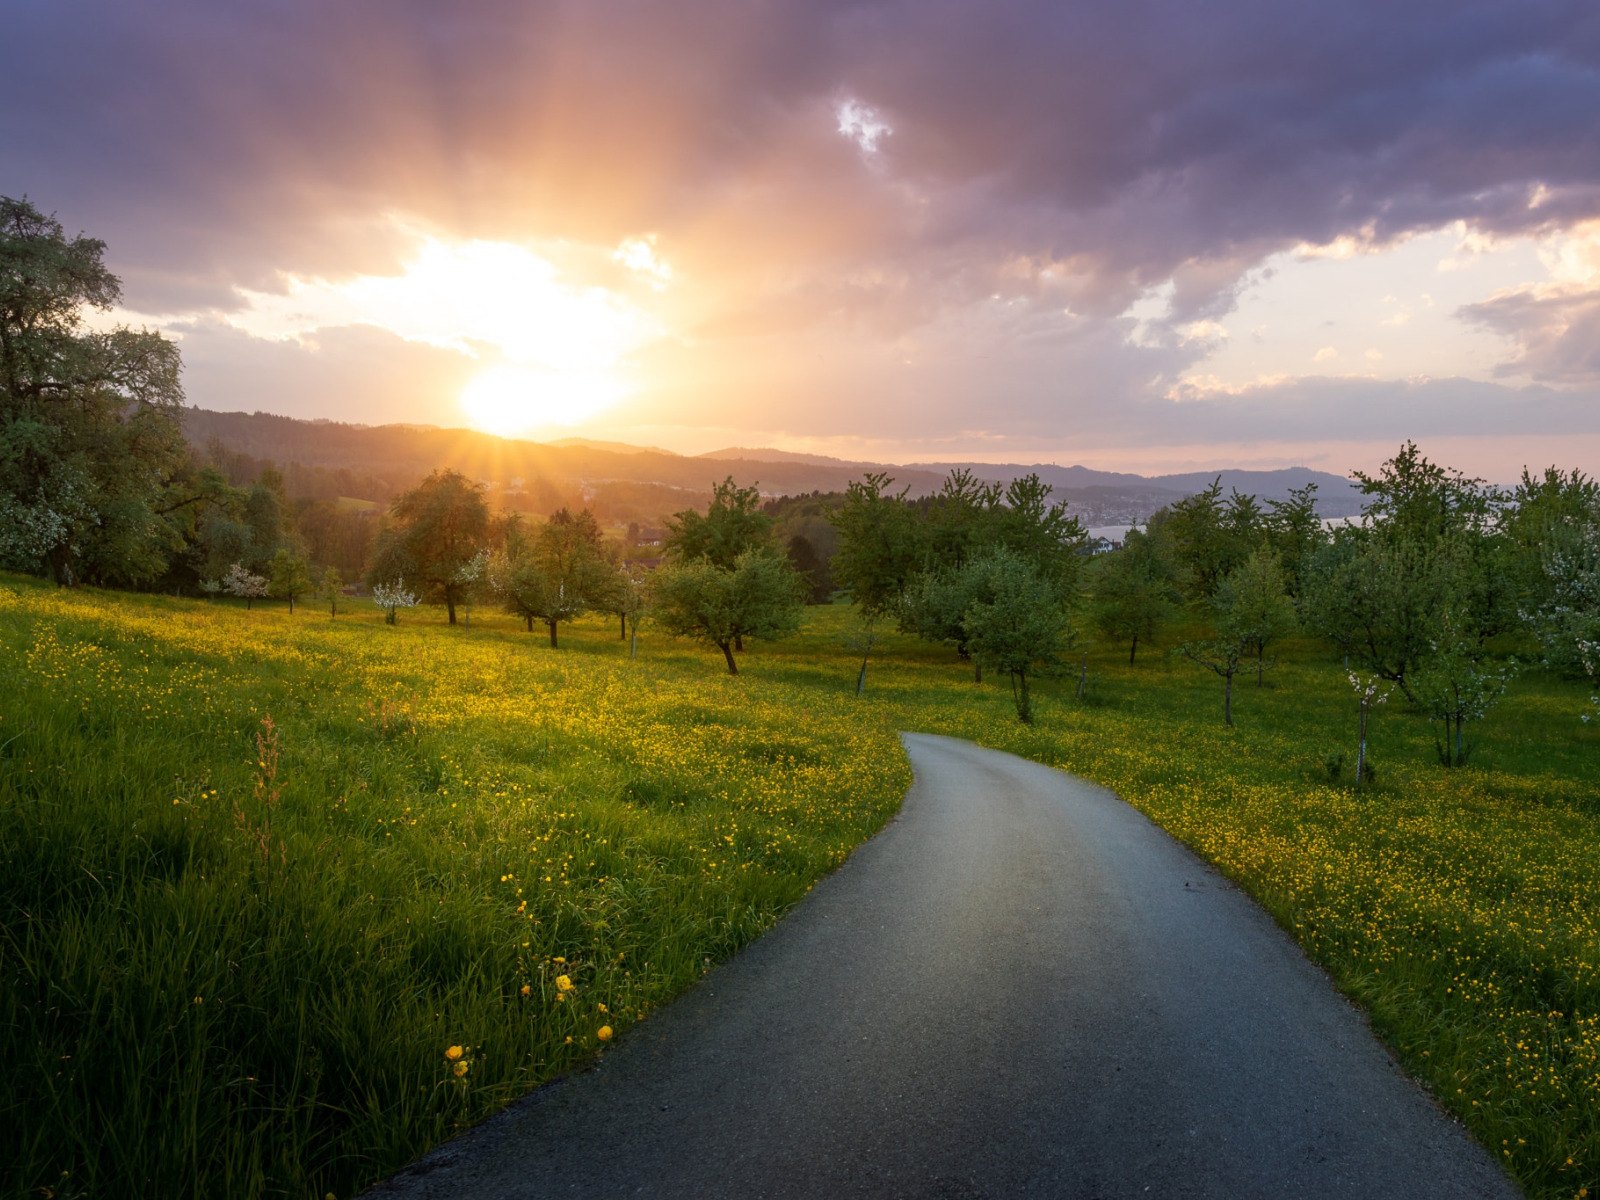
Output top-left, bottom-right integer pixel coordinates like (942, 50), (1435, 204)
(228, 229), (665, 435)
(459, 365), (627, 436)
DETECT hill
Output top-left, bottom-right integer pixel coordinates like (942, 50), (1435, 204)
(181, 409), (1364, 524)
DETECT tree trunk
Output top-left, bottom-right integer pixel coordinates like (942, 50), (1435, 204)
(620, 612), (627, 639)
(446, 598), (457, 625)
(719, 641), (739, 675)
(1256, 644), (1264, 686)
(526, 614), (534, 632)
(734, 633), (744, 652)
(1356, 700), (1367, 783)
(1016, 671), (1032, 724)
(1129, 635), (1138, 665)
(246, 597), (252, 611)
(548, 619), (559, 648)
(974, 659), (982, 684)
(1223, 671), (1234, 727)
(288, 594), (295, 614)
(1455, 716), (1464, 767)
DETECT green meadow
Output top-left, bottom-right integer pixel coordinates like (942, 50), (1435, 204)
(3, 575), (1598, 1199)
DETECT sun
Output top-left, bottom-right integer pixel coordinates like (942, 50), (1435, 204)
(459, 365), (627, 437)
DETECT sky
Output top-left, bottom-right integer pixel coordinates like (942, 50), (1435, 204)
(5, 0), (1600, 481)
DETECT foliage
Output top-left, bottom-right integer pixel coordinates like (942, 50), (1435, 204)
(898, 558), (994, 668)
(828, 472), (925, 618)
(960, 549), (1077, 723)
(367, 470), (489, 625)
(372, 578), (420, 624)
(1214, 546), (1297, 686)
(664, 476), (773, 570)
(650, 551), (804, 674)
(1411, 605), (1517, 767)
(0, 196), (190, 586)
(1089, 525), (1179, 663)
(1262, 482), (1323, 597)
(785, 533), (833, 603)
(1302, 530), (1488, 701)
(318, 565), (344, 617)
(221, 562), (268, 609)
(493, 508), (616, 647)
(268, 548), (312, 613)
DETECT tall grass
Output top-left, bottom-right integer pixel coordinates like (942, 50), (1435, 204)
(5, 576), (1600, 1198)
(0, 578), (906, 1199)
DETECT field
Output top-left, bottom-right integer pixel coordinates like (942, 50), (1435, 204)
(3, 575), (1600, 1199)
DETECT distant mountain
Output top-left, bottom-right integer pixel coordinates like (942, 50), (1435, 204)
(180, 408), (1364, 525)
(913, 462), (1365, 517)
(699, 446), (877, 468)
(549, 437), (680, 456)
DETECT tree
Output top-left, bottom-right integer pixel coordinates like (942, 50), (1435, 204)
(222, 562), (269, 610)
(1263, 483), (1325, 597)
(830, 473), (926, 618)
(0, 197), (191, 586)
(665, 476), (773, 570)
(1157, 479), (1250, 601)
(845, 614), (879, 696)
(1214, 547), (1296, 685)
(1411, 605), (1516, 767)
(1177, 632), (1251, 727)
(991, 473), (1088, 587)
(1347, 673), (1391, 786)
(786, 534), (833, 603)
(1090, 527), (1178, 663)
(615, 567), (648, 659)
(961, 550), (1076, 724)
(923, 468), (1001, 573)
(268, 549), (312, 613)
(367, 470), (488, 624)
(900, 562), (995, 680)
(453, 549), (488, 628)
(318, 566), (344, 617)
(492, 508), (616, 647)
(1353, 440), (1498, 547)
(1531, 517), (1600, 684)
(372, 579), (420, 625)
(1176, 555), (1287, 725)
(651, 551), (804, 674)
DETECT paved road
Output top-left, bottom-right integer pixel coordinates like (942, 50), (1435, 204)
(368, 733), (1519, 1199)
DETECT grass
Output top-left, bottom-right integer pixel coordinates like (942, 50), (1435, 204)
(3, 574), (1600, 1199)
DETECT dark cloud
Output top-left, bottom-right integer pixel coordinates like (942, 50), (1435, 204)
(5, 0), (1599, 317)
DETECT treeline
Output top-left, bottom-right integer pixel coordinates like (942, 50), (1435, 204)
(826, 443), (1599, 752)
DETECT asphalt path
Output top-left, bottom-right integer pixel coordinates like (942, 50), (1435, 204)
(368, 733), (1519, 1199)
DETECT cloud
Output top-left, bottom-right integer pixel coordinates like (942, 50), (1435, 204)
(6, 0), (1600, 471)
(1461, 287), (1600, 382)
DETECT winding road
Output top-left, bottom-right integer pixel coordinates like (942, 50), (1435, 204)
(368, 733), (1519, 1199)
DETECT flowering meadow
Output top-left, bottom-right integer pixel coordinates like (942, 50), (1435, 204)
(4, 577), (1600, 1199)
(0, 578), (907, 1199)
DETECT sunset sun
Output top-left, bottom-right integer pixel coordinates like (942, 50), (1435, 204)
(459, 364), (628, 436)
